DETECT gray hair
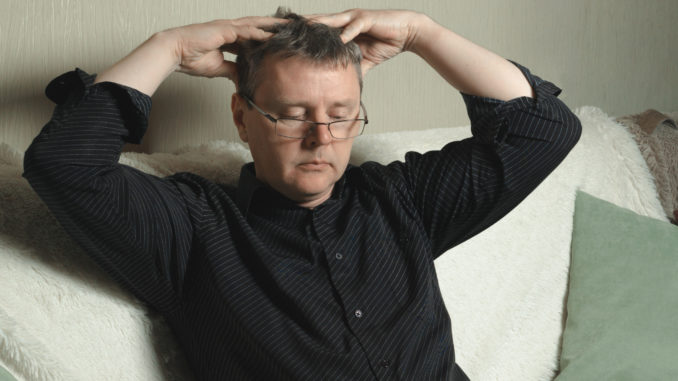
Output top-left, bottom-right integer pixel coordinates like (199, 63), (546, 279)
(235, 7), (363, 102)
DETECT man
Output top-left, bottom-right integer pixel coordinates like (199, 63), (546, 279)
(23, 8), (581, 380)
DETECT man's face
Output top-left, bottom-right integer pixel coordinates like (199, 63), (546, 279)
(232, 55), (361, 208)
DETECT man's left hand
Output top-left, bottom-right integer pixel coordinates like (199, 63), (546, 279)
(308, 9), (431, 76)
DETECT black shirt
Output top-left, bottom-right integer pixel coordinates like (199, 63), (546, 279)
(23, 61), (581, 380)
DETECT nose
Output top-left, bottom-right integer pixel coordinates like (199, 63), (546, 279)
(305, 122), (333, 147)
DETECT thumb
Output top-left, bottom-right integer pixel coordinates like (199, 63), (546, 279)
(215, 60), (238, 84)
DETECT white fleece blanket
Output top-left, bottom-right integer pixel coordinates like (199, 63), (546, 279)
(0, 106), (667, 381)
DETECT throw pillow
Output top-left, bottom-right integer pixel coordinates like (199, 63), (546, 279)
(0, 364), (17, 381)
(555, 191), (678, 380)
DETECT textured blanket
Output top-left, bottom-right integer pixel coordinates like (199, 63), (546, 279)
(616, 110), (678, 223)
(0, 106), (667, 381)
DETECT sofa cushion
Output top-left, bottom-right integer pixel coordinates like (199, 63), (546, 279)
(555, 191), (678, 380)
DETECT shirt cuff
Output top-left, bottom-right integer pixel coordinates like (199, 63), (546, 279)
(44, 68), (152, 144)
(460, 60), (564, 145)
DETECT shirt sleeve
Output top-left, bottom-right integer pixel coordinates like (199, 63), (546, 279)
(390, 60), (582, 258)
(22, 69), (193, 312)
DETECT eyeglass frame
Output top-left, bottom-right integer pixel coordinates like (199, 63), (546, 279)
(241, 94), (368, 140)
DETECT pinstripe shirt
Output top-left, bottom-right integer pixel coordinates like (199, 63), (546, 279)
(23, 61), (581, 380)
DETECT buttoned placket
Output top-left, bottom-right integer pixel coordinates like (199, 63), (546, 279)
(308, 204), (395, 379)
(309, 205), (370, 329)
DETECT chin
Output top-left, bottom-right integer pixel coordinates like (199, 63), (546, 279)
(297, 184), (331, 198)
(293, 177), (334, 198)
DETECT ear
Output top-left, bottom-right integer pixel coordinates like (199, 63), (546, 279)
(231, 93), (249, 143)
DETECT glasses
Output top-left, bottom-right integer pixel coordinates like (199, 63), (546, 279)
(242, 95), (368, 139)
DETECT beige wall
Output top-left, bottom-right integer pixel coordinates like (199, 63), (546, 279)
(1, 0), (677, 154)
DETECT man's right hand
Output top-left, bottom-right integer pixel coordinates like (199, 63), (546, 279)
(93, 16), (284, 96)
(169, 17), (284, 81)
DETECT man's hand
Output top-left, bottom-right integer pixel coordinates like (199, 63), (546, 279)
(308, 9), (430, 76)
(94, 16), (285, 96)
(169, 17), (283, 81)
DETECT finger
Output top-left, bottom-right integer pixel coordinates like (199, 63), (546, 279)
(218, 25), (274, 54)
(229, 16), (289, 29)
(308, 11), (354, 29)
(339, 18), (372, 44)
(310, 11), (373, 44)
(213, 17), (287, 46)
(217, 24), (273, 53)
(304, 13), (328, 20)
(237, 24), (276, 41)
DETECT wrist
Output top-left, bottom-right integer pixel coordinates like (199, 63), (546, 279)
(406, 13), (440, 55)
(149, 30), (182, 71)
(94, 31), (181, 96)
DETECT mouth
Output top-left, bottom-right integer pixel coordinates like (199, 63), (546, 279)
(298, 161), (330, 171)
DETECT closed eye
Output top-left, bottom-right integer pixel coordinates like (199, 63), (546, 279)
(280, 116), (348, 121)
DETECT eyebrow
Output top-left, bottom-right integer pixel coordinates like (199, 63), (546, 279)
(274, 99), (357, 108)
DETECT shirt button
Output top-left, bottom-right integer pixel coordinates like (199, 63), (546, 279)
(354, 309), (363, 318)
(335, 253), (343, 260)
(380, 359), (391, 368)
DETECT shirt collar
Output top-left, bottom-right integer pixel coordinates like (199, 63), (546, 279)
(235, 163), (264, 217)
(235, 162), (349, 217)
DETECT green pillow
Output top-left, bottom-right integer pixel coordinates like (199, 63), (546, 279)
(555, 191), (678, 380)
(0, 365), (17, 381)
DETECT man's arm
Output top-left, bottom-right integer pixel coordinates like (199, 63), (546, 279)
(311, 9), (533, 101)
(23, 17), (283, 310)
(314, 9), (581, 256)
(408, 15), (535, 100)
(93, 17), (282, 95)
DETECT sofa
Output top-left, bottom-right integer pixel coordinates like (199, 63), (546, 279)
(1, 106), (676, 380)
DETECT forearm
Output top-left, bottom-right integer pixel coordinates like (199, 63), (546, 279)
(93, 31), (180, 96)
(409, 15), (534, 101)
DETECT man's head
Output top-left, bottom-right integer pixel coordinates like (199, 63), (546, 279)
(235, 8), (363, 100)
(231, 8), (365, 209)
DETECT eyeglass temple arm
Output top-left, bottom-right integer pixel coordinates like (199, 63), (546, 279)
(360, 101), (368, 124)
(243, 95), (277, 123)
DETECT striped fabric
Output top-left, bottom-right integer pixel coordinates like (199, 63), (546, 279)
(23, 61), (581, 380)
